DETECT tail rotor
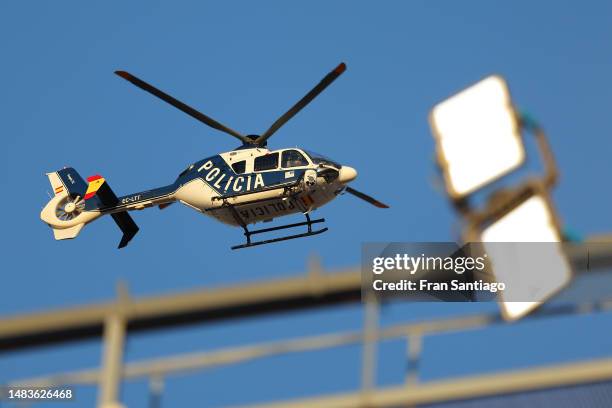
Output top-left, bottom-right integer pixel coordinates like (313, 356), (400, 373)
(41, 168), (102, 240)
(55, 195), (85, 221)
(41, 167), (140, 248)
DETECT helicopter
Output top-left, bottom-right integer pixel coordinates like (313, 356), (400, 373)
(40, 62), (389, 250)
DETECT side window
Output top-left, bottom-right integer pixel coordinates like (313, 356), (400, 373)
(281, 150), (308, 168)
(231, 160), (246, 174)
(254, 153), (279, 171)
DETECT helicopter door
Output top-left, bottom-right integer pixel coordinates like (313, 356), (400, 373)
(280, 150), (314, 187)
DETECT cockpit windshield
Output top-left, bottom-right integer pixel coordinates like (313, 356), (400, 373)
(303, 150), (341, 168)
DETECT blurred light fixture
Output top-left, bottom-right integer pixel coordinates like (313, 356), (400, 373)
(429, 75), (525, 198)
(469, 184), (572, 320)
(430, 75), (569, 321)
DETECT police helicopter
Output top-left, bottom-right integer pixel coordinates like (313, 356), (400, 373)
(40, 62), (389, 250)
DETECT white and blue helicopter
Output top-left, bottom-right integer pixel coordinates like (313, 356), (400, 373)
(40, 63), (388, 249)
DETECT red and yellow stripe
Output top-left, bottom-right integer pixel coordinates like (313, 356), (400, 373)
(84, 175), (106, 200)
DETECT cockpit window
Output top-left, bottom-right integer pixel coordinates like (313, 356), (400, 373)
(303, 150), (341, 168)
(281, 150), (309, 168)
(231, 160), (246, 174)
(254, 152), (279, 171)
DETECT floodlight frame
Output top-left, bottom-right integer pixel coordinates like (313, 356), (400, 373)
(429, 75), (526, 200)
(462, 180), (573, 321)
(462, 180), (560, 236)
(518, 115), (559, 189)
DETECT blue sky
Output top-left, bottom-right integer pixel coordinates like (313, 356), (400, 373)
(1, 1), (611, 407)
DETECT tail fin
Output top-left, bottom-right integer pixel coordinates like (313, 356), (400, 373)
(41, 168), (139, 248)
(50, 167), (89, 198)
(84, 175), (139, 248)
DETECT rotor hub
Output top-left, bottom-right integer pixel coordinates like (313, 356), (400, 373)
(55, 196), (84, 221)
(65, 202), (77, 213)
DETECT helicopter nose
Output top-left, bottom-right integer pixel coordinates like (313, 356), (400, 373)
(338, 166), (358, 183)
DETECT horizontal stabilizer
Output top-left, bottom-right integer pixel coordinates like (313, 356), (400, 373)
(87, 175), (140, 248)
(112, 211), (139, 249)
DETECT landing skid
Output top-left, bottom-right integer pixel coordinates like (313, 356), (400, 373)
(231, 213), (328, 250)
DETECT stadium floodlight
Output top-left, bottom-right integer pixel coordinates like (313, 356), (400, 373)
(429, 75), (525, 199)
(471, 184), (572, 321)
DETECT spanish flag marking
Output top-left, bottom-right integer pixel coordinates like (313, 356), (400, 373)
(84, 175), (106, 200)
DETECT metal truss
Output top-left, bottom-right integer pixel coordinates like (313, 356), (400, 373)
(2, 243), (612, 407)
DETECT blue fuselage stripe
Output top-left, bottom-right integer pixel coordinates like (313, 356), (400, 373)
(89, 155), (306, 212)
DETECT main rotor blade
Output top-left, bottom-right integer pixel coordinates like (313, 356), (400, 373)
(256, 62), (347, 145)
(345, 187), (389, 208)
(115, 71), (250, 144)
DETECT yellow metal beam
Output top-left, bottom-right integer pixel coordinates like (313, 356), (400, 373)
(239, 357), (612, 408)
(0, 268), (360, 351)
